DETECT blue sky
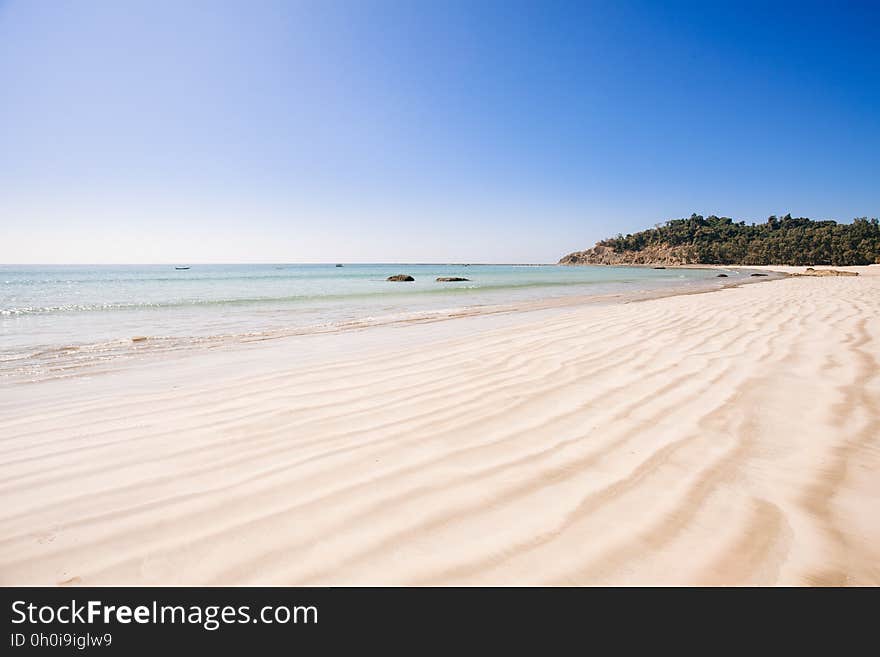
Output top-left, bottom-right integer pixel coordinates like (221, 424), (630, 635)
(1, 0), (877, 263)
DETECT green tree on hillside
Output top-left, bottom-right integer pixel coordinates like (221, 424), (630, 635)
(600, 215), (880, 266)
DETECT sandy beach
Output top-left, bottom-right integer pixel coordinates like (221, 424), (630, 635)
(1, 265), (878, 586)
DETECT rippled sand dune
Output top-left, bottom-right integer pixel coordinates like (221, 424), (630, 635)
(1, 266), (878, 585)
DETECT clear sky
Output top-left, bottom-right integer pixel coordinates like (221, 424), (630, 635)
(1, 0), (878, 264)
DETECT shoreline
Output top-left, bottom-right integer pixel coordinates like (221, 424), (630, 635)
(1, 264), (878, 585)
(2, 266), (784, 386)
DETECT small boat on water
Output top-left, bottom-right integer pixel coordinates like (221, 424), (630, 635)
(175, 266), (190, 270)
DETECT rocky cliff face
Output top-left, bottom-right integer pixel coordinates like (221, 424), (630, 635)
(558, 243), (697, 266)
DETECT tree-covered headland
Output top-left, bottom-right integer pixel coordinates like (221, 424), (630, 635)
(569, 214), (880, 266)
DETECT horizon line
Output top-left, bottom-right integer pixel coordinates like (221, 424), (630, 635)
(0, 261), (559, 267)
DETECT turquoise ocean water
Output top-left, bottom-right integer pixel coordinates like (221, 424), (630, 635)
(0, 263), (738, 381)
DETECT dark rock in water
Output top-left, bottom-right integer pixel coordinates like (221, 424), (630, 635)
(436, 277), (469, 282)
(387, 274), (414, 282)
(716, 273), (728, 277)
(652, 266), (666, 269)
(750, 273), (769, 277)
(335, 264), (343, 267)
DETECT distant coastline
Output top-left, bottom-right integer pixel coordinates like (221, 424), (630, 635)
(560, 213), (880, 267)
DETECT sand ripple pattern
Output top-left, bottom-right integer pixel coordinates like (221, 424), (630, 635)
(1, 267), (878, 585)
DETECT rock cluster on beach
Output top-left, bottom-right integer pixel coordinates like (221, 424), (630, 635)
(436, 277), (469, 282)
(795, 267), (859, 277)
